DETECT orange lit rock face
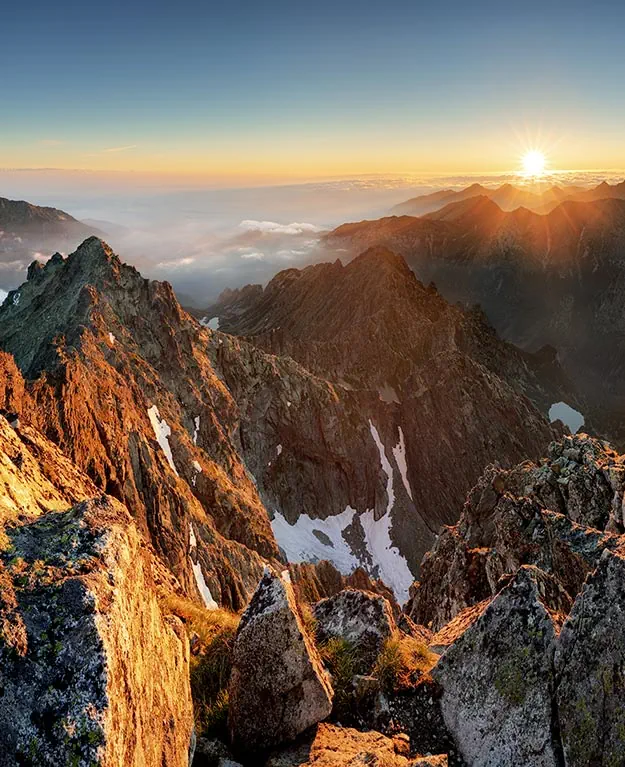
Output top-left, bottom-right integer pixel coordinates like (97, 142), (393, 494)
(0, 408), (193, 766)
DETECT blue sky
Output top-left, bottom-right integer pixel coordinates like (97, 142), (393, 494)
(2, 0), (625, 179)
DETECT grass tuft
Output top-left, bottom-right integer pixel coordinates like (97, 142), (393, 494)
(163, 596), (239, 739)
(318, 636), (357, 717)
(373, 633), (437, 692)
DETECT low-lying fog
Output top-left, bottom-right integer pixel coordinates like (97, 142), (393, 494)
(1, 169), (620, 307)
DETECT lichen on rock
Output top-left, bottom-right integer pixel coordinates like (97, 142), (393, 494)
(0, 495), (193, 766)
(228, 569), (333, 756)
(313, 588), (397, 673)
(432, 566), (566, 767)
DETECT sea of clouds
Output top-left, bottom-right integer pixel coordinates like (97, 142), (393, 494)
(1, 168), (624, 305)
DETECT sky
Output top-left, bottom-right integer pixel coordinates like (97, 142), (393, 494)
(3, 0), (625, 182)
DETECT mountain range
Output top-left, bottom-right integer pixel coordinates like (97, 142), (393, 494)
(327, 193), (625, 447)
(392, 178), (625, 216)
(0, 237), (569, 609)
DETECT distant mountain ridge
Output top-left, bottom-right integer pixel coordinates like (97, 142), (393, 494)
(0, 196), (97, 239)
(0, 195), (102, 288)
(392, 178), (625, 216)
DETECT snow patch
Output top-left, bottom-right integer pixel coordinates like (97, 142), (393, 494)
(271, 504), (413, 604)
(392, 427), (413, 501)
(200, 316), (220, 330)
(269, 422), (414, 604)
(108, 332), (116, 344)
(147, 405), (179, 475)
(549, 402), (585, 434)
(189, 523), (218, 609)
(12, 292), (20, 306)
(369, 420), (395, 514)
(277, 444), (283, 456)
(192, 560), (218, 608)
(271, 507), (359, 575)
(191, 459), (202, 486)
(281, 569), (291, 584)
(193, 415), (200, 445)
(359, 507), (413, 604)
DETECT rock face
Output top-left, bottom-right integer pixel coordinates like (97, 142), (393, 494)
(401, 435), (625, 766)
(287, 560), (397, 609)
(0, 494), (193, 767)
(265, 723), (448, 767)
(408, 434), (623, 631)
(0, 398), (193, 765)
(313, 588), (397, 672)
(228, 570), (333, 755)
(432, 566), (566, 767)
(556, 548), (625, 765)
(325, 196), (625, 447)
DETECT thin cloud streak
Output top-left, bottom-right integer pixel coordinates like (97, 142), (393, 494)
(104, 145), (137, 153)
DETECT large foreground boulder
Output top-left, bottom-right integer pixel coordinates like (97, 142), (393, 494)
(313, 588), (397, 672)
(432, 566), (568, 767)
(228, 570), (333, 755)
(556, 548), (625, 765)
(0, 495), (193, 766)
(265, 723), (448, 766)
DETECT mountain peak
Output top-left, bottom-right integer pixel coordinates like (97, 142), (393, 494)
(68, 236), (119, 270)
(349, 245), (413, 276)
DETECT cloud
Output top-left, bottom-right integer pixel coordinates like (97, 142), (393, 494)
(38, 139), (65, 147)
(238, 220), (323, 235)
(155, 256), (196, 268)
(239, 251), (265, 260)
(104, 145), (137, 153)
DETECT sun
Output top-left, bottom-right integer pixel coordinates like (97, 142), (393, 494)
(522, 150), (547, 177)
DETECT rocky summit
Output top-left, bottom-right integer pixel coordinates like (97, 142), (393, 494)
(0, 234), (622, 765)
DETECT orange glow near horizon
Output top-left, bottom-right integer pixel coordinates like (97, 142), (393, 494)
(5, 127), (625, 184)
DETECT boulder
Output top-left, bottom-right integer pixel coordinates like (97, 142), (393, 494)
(191, 734), (243, 767)
(0, 495), (194, 766)
(265, 723), (448, 766)
(313, 588), (397, 672)
(192, 736), (233, 766)
(432, 566), (568, 767)
(556, 548), (625, 765)
(228, 570), (333, 755)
